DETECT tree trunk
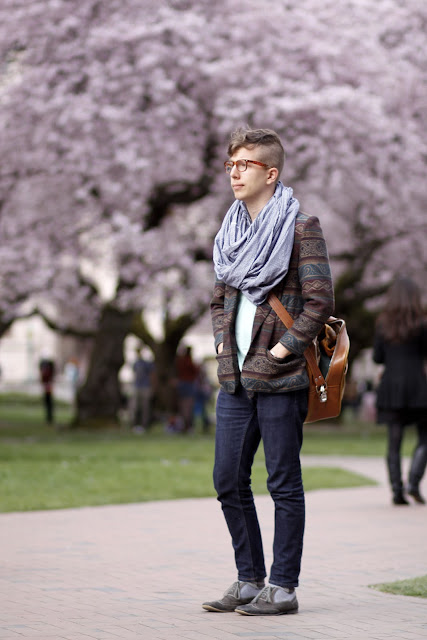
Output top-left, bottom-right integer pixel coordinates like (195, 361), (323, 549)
(75, 305), (133, 424)
(0, 317), (13, 340)
(131, 307), (207, 416)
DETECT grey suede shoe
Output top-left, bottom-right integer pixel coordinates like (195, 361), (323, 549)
(202, 581), (264, 612)
(235, 585), (298, 616)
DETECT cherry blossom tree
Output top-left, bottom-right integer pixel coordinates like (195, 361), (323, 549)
(0, 0), (425, 420)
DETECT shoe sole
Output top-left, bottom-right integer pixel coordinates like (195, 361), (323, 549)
(235, 606), (298, 616)
(202, 604), (236, 612)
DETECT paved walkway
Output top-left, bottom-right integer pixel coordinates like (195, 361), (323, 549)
(0, 457), (426, 640)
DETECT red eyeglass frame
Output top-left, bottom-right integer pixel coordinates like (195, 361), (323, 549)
(224, 159), (269, 173)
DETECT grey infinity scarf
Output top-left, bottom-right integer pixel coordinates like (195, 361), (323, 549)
(213, 181), (299, 305)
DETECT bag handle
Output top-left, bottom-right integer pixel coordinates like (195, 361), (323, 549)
(267, 292), (328, 401)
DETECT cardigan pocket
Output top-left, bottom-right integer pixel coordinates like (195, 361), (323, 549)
(243, 348), (304, 378)
(265, 348), (298, 367)
(266, 349), (292, 364)
(215, 350), (237, 383)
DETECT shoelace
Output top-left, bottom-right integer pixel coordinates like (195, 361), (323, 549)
(253, 585), (273, 603)
(224, 581), (240, 598)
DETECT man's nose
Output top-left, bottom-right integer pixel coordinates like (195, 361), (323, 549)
(230, 163), (240, 177)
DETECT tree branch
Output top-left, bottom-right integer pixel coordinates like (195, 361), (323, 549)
(35, 308), (96, 339)
(144, 131), (218, 230)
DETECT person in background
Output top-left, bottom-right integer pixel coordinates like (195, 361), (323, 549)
(373, 276), (427, 505)
(64, 357), (80, 408)
(39, 356), (56, 424)
(132, 348), (155, 432)
(359, 380), (376, 423)
(175, 346), (199, 433)
(342, 378), (362, 418)
(193, 361), (213, 433)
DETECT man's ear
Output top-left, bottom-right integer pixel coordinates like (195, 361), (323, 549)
(267, 167), (279, 184)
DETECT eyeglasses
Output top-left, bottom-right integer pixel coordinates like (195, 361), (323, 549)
(224, 159), (269, 174)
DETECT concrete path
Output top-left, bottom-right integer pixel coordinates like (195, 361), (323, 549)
(0, 457), (426, 640)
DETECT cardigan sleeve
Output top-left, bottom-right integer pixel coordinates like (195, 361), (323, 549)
(210, 277), (225, 352)
(279, 215), (335, 356)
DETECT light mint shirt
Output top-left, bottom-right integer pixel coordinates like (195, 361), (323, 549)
(235, 291), (257, 371)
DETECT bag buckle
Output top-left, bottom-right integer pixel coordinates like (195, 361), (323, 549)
(317, 385), (328, 403)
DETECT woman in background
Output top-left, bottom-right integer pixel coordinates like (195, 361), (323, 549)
(374, 276), (427, 505)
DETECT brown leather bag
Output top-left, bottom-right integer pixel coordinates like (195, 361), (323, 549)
(268, 293), (350, 424)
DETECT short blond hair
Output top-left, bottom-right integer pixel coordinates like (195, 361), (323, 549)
(227, 127), (285, 176)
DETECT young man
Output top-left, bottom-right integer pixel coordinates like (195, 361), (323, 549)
(203, 128), (334, 616)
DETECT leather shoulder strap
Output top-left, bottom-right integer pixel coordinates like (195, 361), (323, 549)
(267, 292), (293, 328)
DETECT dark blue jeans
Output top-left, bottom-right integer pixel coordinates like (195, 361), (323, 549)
(214, 385), (307, 588)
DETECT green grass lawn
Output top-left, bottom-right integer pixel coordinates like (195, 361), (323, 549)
(1, 394), (415, 513)
(370, 575), (427, 599)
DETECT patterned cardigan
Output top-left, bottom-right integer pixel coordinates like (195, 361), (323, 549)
(210, 212), (335, 395)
